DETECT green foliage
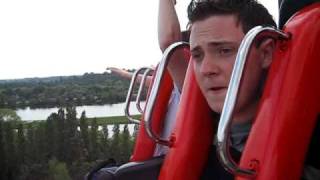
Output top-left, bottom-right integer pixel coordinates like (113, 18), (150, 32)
(100, 125), (110, 159)
(25, 124), (36, 164)
(0, 119), (6, 180)
(65, 107), (82, 164)
(119, 125), (132, 163)
(3, 121), (18, 179)
(0, 108), (21, 121)
(34, 122), (47, 163)
(46, 113), (59, 160)
(93, 115), (141, 125)
(0, 107), (136, 179)
(110, 124), (121, 160)
(4, 121), (16, 166)
(79, 111), (89, 160)
(0, 72), (132, 109)
(57, 108), (66, 162)
(89, 118), (99, 161)
(17, 123), (26, 164)
(48, 158), (71, 180)
(26, 114), (141, 125)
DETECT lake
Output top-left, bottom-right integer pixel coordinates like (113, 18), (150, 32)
(16, 101), (146, 121)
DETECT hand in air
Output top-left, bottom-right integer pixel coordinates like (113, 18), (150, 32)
(106, 67), (132, 79)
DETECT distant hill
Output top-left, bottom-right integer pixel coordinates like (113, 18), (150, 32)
(0, 71), (140, 109)
(0, 76), (71, 84)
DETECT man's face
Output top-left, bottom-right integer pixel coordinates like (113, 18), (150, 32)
(190, 15), (268, 121)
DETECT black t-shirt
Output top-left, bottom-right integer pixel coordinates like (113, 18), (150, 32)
(201, 145), (241, 180)
(201, 119), (320, 180)
(201, 122), (250, 180)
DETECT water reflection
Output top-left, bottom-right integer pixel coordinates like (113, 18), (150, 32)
(16, 101), (146, 121)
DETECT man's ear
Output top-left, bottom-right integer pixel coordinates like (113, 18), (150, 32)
(259, 38), (275, 69)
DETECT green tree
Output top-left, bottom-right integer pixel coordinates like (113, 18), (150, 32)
(79, 111), (89, 159)
(65, 107), (77, 139)
(0, 72), (132, 109)
(119, 125), (131, 163)
(48, 158), (71, 180)
(25, 124), (36, 164)
(56, 108), (66, 162)
(17, 123), (26, 165)
(65, 106), (81, 164)
(101, 125), (110, 159)
(0, 119), (7, 180)
(89, 118), (99, 160)
(34, 122), (47, 163)
(110, 124), (120, 161)
(46, 113), (59, 159)
(4, 121), (16, 179)
(0, 108), (21, 122)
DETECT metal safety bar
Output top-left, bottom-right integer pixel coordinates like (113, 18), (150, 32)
(124, 67), (152, 124)
(135, 68), (154, 113)
(216, 26), (290, 177)
(144, 41), (189, 146)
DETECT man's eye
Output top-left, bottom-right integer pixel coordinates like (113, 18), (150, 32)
(219, 48), (234, 55)
(191, 53), (202, 61)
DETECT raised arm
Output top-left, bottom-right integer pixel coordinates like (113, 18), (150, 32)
(158, 0), (181, 52)
(107, 67), (152, 87)
(158, 0), (188, 92)
(107, 67), (133, 80)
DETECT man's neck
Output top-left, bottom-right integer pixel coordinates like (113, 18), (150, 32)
(232, 100), (259, 125)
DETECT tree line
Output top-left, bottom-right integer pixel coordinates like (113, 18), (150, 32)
(0, 106), (138, 180)
(0, 71), (138, 109)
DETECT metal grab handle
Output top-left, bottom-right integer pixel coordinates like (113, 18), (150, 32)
(136, 68), (154, 113)
(144, 41), (189, 146)
(124, 67), (151, 124)
(216, 26), (290, 177)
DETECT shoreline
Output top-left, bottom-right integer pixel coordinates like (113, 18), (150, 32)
(21, 115), (141, 127)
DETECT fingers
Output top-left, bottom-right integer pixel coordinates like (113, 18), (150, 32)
(106, 67), (124, 74)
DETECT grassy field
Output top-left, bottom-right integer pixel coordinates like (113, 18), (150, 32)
(22, 114), (142, 127)
(90, 115), (141, 125)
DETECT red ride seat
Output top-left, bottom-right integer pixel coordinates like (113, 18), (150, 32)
(238, 2), (320, 180)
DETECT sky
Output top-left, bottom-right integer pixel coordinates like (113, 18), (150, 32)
(0, 0), (278, 80)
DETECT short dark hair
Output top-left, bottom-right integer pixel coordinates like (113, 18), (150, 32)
(187, 0), (276, 34)
(181, 30), (190, 42)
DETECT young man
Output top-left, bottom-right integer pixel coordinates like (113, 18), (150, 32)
(187, 0), (319, 179)
(187, 0), (275, 179)
(189, 0), (275, 127)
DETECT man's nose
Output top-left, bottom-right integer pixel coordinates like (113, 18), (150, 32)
(200, 54), (219, 76)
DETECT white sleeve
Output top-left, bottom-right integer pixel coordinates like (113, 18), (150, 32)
(153, 86), (181, 156)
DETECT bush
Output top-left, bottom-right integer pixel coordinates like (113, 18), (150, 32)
(48, 158), (71, 180)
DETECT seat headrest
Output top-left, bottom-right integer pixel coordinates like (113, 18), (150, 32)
(279, 0), (319, 29)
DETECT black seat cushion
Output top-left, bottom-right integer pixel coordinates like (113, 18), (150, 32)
(92, 156), (164, 180)
(279, 0), (320, 29)
(114, 156), (164, 180)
